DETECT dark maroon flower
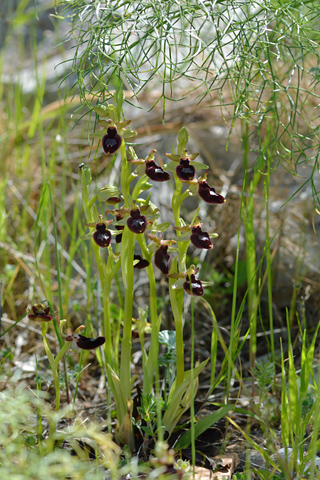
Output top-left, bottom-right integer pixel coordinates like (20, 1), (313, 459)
(75, 334), (105, 350)
(102, 126), (122, 155)
(190, 226), (213, 249)
(183, 274), (204, 296)
(65, 333), (105, 350)
(198, 181), (225, 204)
(93, 223), (112, 247)
(154, 245), (170, 274)
(27, 303), (54, 322)
(145, 160), (170, 182)
(176, 158), (195, 182)
(134, 255), (150, 269)
(127, 209), (147, 234)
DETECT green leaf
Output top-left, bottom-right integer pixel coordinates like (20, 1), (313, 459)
(163, 359), (208, 436)
(159, 330), (176, 351)
(175, 404), (234, 449)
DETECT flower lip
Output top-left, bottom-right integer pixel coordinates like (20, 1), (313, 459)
(102, 125), (122, 155)
(183, 274), (204, 296)
(65, 333), (106, 350)
(154, 245), (170, 274)
(176, 158), (195, 182)
(127, 209), (147, 234)
(198, 180), (225, 204)
(76, 334), (106, 350)
(190, 226), (213, 249)
(93, 225), (112, 247)
(145, 160), (170, 182)
(133, 255), (150, 269)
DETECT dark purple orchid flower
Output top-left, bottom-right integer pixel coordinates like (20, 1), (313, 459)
(65, 333), (106, 350)
(154, 245), (170, 274)
(127, 209), (147, 234)
(198, 180), (225, 204)
(27, 303), (54, 322)
(176, 158), (195, 182)
(145, 160), (170, 182)
(102, 126), (122, 155)
(93, 223), (112, 248)
(190, 226), (213, 249)
(134, 255), (150, 269)
(183, 274), (204, 296)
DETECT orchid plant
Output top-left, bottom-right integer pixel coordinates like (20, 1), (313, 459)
(27, 83), (225, 449)
(76, 84), (226, 449)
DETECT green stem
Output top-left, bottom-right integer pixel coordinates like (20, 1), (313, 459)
(119, 226), (135, 423)
(41, 322), (60, 411)
(171, 185), (184, 386)
(170, 179), (190, 387)
(120, 141), (130, 207)
(104, 253), (121, 370)
(242, 121), (258, 368)
(138, 235), (159, 394)
(264, 173), (275, 363)
(55, 341), (71, 367)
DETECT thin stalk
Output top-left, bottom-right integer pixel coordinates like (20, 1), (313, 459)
(190, 296), (196, 475)
(138, 234), (159, 395)
(103, 250), (114, 368)
(170, 182), (189, 386)
(242, 121), (259, 368)
(117, 138), (134, 423)
(41, 322), (60, 411)
(119, 226), (135, 423)
(263, 173), (275, 363)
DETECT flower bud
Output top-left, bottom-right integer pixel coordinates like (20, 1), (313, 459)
(183, 274), (204, 296)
